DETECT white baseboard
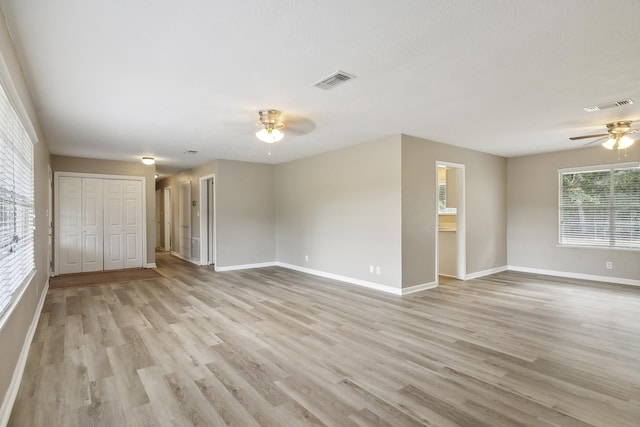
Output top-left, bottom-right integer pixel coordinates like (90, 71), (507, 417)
(215, 262), (277, 272)
(402, 281), (438, 295)
(170, 251), (200, 266)
(276, 262), (404, 295)
(0, 278), (48, 427)
(508, 265), (640, 287)
(145, 263), (157, 268)
(465, 265), (509, 280)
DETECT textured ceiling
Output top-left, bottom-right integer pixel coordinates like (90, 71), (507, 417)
(2, 0), (640, 174)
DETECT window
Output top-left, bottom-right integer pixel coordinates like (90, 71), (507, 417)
(559, 164), (640, 249)
(0, 82), (34, 318)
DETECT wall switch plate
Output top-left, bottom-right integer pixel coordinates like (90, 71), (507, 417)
(305, 255), (309, 262)
(376, 266), (381, 275)
(606, 261), (613, 269)
(369, 265), (374, 273)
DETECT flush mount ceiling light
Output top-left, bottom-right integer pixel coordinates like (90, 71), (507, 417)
(141, 156), (155, 165)
(570, 121), (638, 152)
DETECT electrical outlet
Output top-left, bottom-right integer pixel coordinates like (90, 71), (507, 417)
(376, 266), (381, 275)
(369, 265), (374, 273)
(305, 254), (309, 262)
(606, 261), (613, 269)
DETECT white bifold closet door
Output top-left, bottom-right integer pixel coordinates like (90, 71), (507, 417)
(104, 180), (143, 270)
(57, 176), (142, 274)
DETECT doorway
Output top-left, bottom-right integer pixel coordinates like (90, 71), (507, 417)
(199, 174), (216, 266)
(163, 187), (172, 251)
(435, 162), (466, 280)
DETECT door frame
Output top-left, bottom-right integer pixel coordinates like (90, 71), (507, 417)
(434, 161), (466, 280)
(198, 174), (216, 266)
(53, 171), (147, 276)
(163, 186), (172, 251)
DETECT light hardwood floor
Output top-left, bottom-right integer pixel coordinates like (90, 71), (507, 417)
(9, 253), (640, 426)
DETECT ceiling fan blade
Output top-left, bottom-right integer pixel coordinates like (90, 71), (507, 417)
(281, 114), (317, 136)
(569, 133), (609, 141)
(582, 136), (607, 146)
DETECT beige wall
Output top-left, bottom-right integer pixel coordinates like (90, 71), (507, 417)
(216, 160), (276, 267)
(507, 145), (640, 281)
(276, 137), (403, 288)
(401, 134), (508, 286)
(0, 6), (51, 421)
(51, 156), (156, 265)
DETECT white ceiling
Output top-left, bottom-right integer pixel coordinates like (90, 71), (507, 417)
(2, 0), (640, 174)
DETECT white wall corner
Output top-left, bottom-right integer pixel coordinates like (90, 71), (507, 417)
(401, 281), (438, 295)
(0, 279), (48, 427)
(507, 265), (640, 287)
(464, 265), (508, 281)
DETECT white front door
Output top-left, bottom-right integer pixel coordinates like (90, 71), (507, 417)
(81, 178), (104, 272)
(58, 176), (82, 274)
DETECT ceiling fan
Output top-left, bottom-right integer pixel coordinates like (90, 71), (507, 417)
(570, 120), (638, 150)
(254, 109), (317, 155)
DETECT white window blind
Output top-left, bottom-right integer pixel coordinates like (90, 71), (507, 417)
(559, 164), (640, 249)
(0, 81), (34, 318)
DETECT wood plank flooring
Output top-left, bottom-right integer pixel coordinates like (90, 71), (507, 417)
(9, 253), (640, 426)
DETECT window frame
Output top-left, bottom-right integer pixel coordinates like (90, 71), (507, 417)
(0, 79), (36, 323)
(558, 162), (640, 251)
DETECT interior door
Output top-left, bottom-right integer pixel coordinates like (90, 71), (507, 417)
(58, 176), (82, 274)
(207, 178), (215, 265)
(179, 181), (191, 260)
(164, 187), (171, 251)
(155, 189), (161, 249)
(81, 178), (104, 272)
(104, 180), (124, 270)
(122, 180), (143, 268)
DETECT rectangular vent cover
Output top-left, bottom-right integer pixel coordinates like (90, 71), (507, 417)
(584, 98), (634, 112)
(313, 70), (356, 90)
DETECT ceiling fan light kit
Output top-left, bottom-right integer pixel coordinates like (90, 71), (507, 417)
(570, 120), (637, 152)
(256, 109), (286, 154)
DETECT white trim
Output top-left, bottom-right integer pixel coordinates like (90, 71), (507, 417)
(275, 262), (404, 295)
(465, 265), (508, 280)
(507, 265), (640, 287)
(170, 250), (200, 265)
(53, 171), (148, 276)
(435, 161), (466, 280)
(558, 161), (640, 174)
(401, 281), (438, 295)
(198, 174), (216, 266)
(0, 278), (48, 427)
(145, 263), (157, 268)
(216, 261), (277, 272)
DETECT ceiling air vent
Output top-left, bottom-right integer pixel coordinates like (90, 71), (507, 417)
(584, 98), (634, 112)
(184, 149), (198, 155)
(313, 70), (356, 90)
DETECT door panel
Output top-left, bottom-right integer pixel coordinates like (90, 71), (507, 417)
(123, 180), (143, 268)
(82, 178), (103, 272)
(58, 177), (82, 274)
(104, 180), (124, 270)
